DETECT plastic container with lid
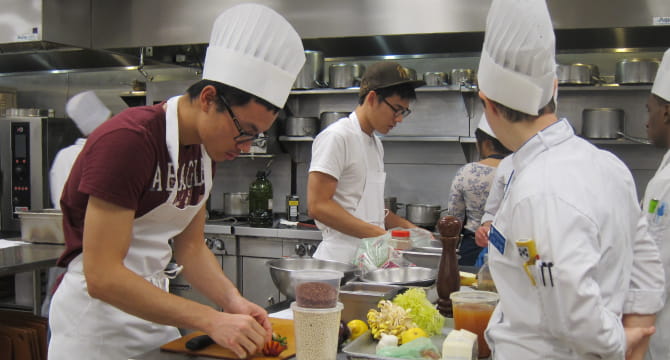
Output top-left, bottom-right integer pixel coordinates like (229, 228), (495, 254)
(291, 270), (344, 308)
(389, 229), (411, 250)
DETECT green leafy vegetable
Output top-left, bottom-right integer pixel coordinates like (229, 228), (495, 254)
(392, 288), (444, 336)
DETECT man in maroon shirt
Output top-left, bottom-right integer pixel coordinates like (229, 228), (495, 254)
(48, 4), (305, 360)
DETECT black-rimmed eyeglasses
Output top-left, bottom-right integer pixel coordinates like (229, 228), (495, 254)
(218, 94), (260, 144)
(382, 98), (412, 117)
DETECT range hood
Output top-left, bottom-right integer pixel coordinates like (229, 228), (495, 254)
(2, 0), (669, 73)
(93, 0), (670, 58)
(0, 0), (165, 73)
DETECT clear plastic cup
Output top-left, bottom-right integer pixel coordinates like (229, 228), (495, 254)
(450, 290), (499, 358)
(291, 302), (343, 360)
(291, 270), (343, 308)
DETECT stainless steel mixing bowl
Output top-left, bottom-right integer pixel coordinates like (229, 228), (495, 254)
(360, 267), (436, 287)
(267, 257), (359, 299)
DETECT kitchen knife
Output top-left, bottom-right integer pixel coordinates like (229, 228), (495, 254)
(185, 334), (214, 351)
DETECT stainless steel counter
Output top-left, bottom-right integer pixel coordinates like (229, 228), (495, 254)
(0, 241), (64, 314)
(129, 349), (349, 360)
(205, 223), (322, 241)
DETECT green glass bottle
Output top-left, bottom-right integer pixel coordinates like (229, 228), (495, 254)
(249, 170), (273, 227)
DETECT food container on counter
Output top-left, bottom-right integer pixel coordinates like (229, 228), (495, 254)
(16, 209), (64, 244)
(338, 282), (405, 323)
(450, 290), (499, 358)
(291, 269), (344, 308)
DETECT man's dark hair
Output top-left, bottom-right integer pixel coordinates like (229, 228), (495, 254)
(653, 93), (670, 106)
(484, 97), (556, 123)
(475, 128), (512, 155)
(358, 83), (418, 105)
(185, 80), (280, 113)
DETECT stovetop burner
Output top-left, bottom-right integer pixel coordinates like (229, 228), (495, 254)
(207, 210), (249, 225)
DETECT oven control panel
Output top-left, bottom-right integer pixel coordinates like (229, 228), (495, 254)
(11, 122), (31, 215)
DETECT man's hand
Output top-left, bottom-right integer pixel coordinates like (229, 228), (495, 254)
(624, 325), (655, 360)
(207, 312), (269, 359)
(623, 314), (656, 360)
(475, 222), (492, 247)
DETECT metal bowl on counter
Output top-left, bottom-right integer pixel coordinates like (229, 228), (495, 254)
(267, 257), (359, 299)
(360, 267), (436, 287)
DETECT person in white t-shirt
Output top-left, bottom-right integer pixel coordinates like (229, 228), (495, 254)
(307, 61), (425, 263)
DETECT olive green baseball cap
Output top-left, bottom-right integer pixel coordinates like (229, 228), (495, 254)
(359, 61), (426, 97)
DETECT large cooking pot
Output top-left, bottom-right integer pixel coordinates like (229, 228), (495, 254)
(406, 204), (442, 227)
(319, 111), (349, 132)
(284, 116), (318, 137)
(582, 108), (624, 139)
(292, 50), (325, 89)
(423, 72), (448, 86)
(223, 192), (249, 216)
(615, 58), (660, 84)
(352, 63), (366, 86)
(450, 68), (475, 85)
(329, 63), (355, 88)
(384, 197), (405, 214)
(557, 63), (599, 85)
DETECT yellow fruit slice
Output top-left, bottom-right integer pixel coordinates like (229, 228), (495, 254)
(460, 271), (477, 286)
(347, 319), (369, 340)
(399, 327), (428, 344)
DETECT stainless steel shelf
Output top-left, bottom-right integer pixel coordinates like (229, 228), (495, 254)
(278, 136), (315, 142)
(380, 136), (460, 142)
(586, 137), (649, 145)
(289, 84), (477, 95)
(557, 84), (653, 91)
(290, 88), (359, 95)
(237, 154), (275, 158)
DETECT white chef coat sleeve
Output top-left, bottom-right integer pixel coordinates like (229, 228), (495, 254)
(624, 212), (666, 314)
(481, 160), (509, 224)
(309, 130), (347, 180)
(513, 194), (626, 358)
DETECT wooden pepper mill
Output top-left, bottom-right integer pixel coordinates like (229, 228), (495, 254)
(436, 215), (462, 318)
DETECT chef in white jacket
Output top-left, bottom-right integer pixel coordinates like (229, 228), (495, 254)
(641, 48), (670, 360)
(476, 0), (665, 359)
(49, 90), (111, 209)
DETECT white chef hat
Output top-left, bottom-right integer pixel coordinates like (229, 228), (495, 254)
(65, 91), (111, 136)
(202, 3), (306, 108)
(477, 114), (495, 138)
(652, 48), (670, 102)
(477, 0), (557, 116)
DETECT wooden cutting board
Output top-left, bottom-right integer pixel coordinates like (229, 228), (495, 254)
(160, 318), (295, 359)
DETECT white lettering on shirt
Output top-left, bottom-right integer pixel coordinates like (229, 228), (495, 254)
(150, 157), (205, 208)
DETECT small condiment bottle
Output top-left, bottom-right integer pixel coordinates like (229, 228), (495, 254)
(390, 230), (411, 250)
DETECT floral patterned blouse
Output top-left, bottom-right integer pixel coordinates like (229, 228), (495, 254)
(446, 162), (497, 232)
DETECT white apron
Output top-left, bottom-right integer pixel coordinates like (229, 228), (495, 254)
(643, 150), (670, 360)
(48, 96), (212, 360)
(313, 114), (386, 263)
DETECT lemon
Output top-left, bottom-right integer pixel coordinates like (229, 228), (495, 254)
(460, 271), (477, 286)
(347, 319), (369, 340)
(400, 327), (428, 344)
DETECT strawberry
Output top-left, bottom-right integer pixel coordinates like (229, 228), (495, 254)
(262, 333), (288, 356)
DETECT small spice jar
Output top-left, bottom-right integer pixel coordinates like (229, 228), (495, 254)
(390, 230), (411, 250)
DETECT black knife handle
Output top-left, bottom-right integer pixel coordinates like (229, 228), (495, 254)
(185, 334), (215, 351)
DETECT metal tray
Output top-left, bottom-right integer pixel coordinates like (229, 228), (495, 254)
(16, 209), (64, 244)
(342, 330), (447, 360)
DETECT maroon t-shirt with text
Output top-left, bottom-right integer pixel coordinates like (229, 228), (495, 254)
(57, 102), (209, 267)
